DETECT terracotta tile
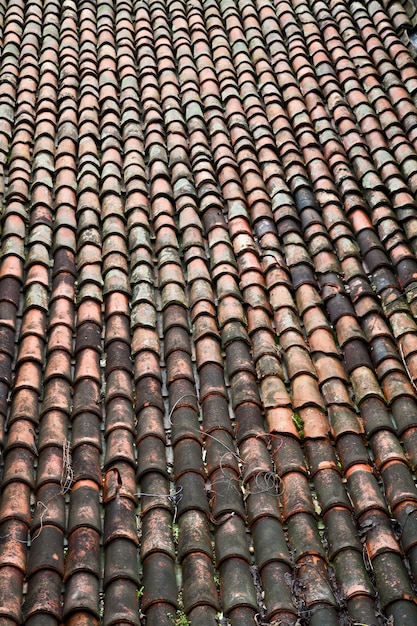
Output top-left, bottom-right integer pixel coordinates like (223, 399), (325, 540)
(3, 0), (417, 618)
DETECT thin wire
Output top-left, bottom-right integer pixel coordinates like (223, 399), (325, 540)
(135, 485), (184, 499)
(203, 430), (242, 462)
(61, 439), (74, 495)
(0, 440), (75, 545)
(31, 501), (48, 541)
(399, 343), (417, 394)
(136, 485), (184, 522)
(168, 393), (197, 425)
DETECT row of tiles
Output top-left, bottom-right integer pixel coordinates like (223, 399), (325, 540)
(2, 0), (417, 624)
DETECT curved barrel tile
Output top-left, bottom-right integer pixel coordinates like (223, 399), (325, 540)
(1, 0), (417, 623)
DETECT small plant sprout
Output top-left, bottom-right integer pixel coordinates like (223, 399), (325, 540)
(169, 523), (180, 543)
(167, 609), (191, 625)
(292, 412), (304, 439)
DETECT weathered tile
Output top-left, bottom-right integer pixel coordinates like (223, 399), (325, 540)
(2, 0), (417, 620)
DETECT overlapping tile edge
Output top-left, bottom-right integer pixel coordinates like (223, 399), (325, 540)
(1, 0), (417, 624)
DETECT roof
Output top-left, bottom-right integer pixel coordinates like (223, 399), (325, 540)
(1, 0), (417, 623)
